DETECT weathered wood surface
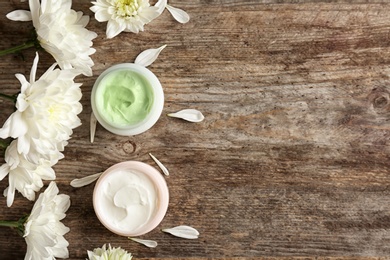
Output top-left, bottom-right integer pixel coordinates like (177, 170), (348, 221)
(1, 0), (390, 259)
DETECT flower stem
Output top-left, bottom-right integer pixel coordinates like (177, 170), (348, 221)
(0, 93), (17, 103)
(0, 140), (9, 149)
(0, 40), (36, 57)
(0, 215), (28, 236)
(0, 220), (20, 228)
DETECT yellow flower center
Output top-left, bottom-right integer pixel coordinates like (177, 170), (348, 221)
(48, 104), (61, 122)
(115, 0), (140, 17)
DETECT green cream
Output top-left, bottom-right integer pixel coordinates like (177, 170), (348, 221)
(95, 69), (154, 127)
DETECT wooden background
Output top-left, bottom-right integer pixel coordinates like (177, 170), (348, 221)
(1, 0), (390, 259)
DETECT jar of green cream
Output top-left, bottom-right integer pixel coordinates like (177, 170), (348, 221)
(91, 63), (164, 136)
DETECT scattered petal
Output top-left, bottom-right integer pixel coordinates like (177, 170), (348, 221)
(70, 172), (102, 188)
(128, 237), (158, 248)
(90, 112), (97, 143)
(149, 153), (169, 176)
(134, 45), (167, 67)
(166, 4), (190, 24)
(162, 225), (199, 239)
(168, 109), (204, 122)
(6, 10), (32, 21)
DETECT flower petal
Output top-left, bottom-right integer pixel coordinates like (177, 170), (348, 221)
(166, 4), (190, 24)
(168, 109), (205, 122)
(24, 220), (32, 237)
(6, 179), (15, 207)
(30, 52), (39, 83)
(149, 153), (169, 176)
(0, 112), (28, 139)
(134, 45), (166, 67)
(129, 237), (158, 248)
(3, 187), (8, 197)
(17, 134), (31, 155)
(0, 164), (10, 181)
(106, 19), (126, 39)
(162, 225), (199, 239)
(155, 0), (167, 14)
(137, 7), (160, 23)
(16, 94), (28, 112)
(70, 172), (102, 188)
(29, 0), (40, 24)
(6, 10), (32, 21)
(90, 112), (97, 143)
(15, 73), (29, 93)
(94, 8), (111, 22)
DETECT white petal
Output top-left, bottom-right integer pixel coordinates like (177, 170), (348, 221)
(23, 220), (32, 237)
(162, 225), (199, 239)
(94, 9), (111, 22)
(16, 94), (28, 112)
(168, 109), (204, 122)
(15, 73), (29, 92)
(134, 45), (167, 67)
(0, 164), (9, 181)
(17, 134), (30, 155)
(6, 10), (32, 21)
(149, 153), (169, 176)
(155, 0), (167, 14)
(0, 112), (28, 139)
(29, 0), (40, 23)
(90, 112), (97, 143)
(166, 5), (190, 24)
(78, 13), (90, 27)
(137, 8), (161, 23)
(30, 52), (39, 83)
(6, 180), (15, 207)
(106, 19), (126, 39)
(70, 172), (102, 188)
(129, 237), (158, 248)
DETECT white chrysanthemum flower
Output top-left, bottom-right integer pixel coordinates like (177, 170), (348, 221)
(24, 181), (71, 260)
(87, 244), (133, 260)
(0, 140), (62, 207)
(90, 0), (163, 38)
(0, 52), (82, 157)
(6, 0), (97, 76)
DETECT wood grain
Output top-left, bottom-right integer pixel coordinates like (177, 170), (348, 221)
(1, 0), (390, 259)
